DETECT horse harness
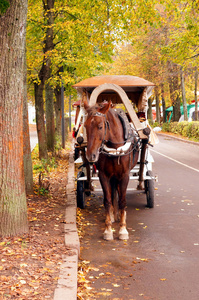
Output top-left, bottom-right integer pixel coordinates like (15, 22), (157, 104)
(92, 109), (141, 158)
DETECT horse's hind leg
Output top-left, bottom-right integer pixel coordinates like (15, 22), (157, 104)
(118, 178), (129, 240)
(111, 179), (119, 222)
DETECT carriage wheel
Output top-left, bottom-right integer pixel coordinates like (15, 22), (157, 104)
(77, 171), (85, 209)
(145, 170), (154, 208)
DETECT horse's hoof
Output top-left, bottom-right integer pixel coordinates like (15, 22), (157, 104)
(119, 228), (129, 240)
(103, 230), (114, 240)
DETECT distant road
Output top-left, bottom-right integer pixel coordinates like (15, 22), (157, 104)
(29, 124), (38, 151)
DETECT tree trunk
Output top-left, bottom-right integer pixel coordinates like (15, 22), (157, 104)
(161, 84), (166, 123)
(168, 62), (181, 121)
(195, 67), (198, 121)
(45, 82), (55, 151)
(180, 66), (188, 121)
(173, 93), (181, 122)
(34, 0), (55, 158)
(23, 48), (33, 194)
(34, 80), (48, 159)
(54, 87), (62, 136)
(147, 97), (153, 124)
(0, 0), (28, 236)
(155, 87), (160, 123)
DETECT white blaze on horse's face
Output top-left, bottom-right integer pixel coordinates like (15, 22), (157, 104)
(84, 115), (106, 163)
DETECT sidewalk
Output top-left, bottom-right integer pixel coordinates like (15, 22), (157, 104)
(156, 131), (199, 146)
(54, 148), (79, 300)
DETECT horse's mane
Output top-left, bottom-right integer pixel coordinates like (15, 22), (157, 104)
(86, 102), (117, 118)
(86, 103), (104, 115)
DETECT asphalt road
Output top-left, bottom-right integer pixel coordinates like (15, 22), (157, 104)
(79, 134), (199, 300)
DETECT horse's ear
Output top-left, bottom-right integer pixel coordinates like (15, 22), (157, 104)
(100, 100), (112, 114)
(83, 100), (89, 111)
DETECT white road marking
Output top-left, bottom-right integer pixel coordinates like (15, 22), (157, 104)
(151, 149), (199, 173)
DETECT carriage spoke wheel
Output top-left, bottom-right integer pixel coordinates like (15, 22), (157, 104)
(77, 171), (85, 209)
(144, 170), (154, 208)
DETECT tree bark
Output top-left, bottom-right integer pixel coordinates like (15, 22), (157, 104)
(54, 86), (62, 136)
(168, 62), (181, 121)
(34, 79), (47, 159)
(155, 87), (160, 123)
(161, 84), (166, 123)
(45, 82), (55, 151)
(147, 97), (153, 124)
(180, 66), (188, 121)
(23, 48), (34, 194)
(0, 0), (28, 236)
(195, 67), (198, 121)
(34, 0), (55, 158)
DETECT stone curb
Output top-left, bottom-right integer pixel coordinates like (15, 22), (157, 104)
(54, 148), (79, 300)
(156, 132), (199, 146)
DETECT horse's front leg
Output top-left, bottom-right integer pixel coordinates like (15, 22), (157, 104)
(99, 175), (114, 240)
(118, 176), (129, 240)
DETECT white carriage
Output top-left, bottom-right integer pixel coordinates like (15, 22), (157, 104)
(72, 75), (158, 209)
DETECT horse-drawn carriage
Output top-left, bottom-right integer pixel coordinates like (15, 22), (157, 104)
(73, 75), (158, 240)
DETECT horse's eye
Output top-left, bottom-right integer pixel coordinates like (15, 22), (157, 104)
(98, 124), (103, 130)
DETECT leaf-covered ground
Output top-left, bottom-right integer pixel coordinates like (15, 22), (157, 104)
(0, 147), (71, 300)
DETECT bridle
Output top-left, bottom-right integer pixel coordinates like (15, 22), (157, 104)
(91, 111), (110, 150)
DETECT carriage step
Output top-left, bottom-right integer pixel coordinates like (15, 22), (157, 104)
(77, 175), (154, 181)
(129, 175), (154, 180)
(75, 157), (83, 163)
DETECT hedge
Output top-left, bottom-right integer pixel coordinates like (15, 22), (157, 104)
(161, 121), (199, 142)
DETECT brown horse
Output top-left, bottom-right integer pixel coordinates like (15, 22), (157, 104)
(83, 101), (140, 240)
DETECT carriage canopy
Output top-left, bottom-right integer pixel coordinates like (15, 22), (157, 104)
(73, 75), (155, 110)
(72, 75), (155, 140)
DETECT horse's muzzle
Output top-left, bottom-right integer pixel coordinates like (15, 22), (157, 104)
(86, 151), (99, 163)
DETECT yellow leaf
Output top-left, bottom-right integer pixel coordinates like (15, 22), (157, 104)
(20, 263), (28, 268)
(140, 258), (148, 262)
(86, 286), (92, 290)
(112, 283), (120, 287)
(20, 280), (26, 285)
(82, 260), (90, 264)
